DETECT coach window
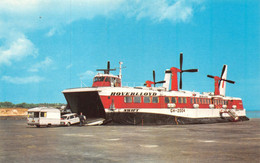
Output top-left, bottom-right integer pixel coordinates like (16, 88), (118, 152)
(34, 112), (39, 118)
(133, 96), (141, 103)
(144, 96), (151, 103)
(165, 97), (170, 103)
(40, 112), (46, 117)
(124, 96), (132, 103)
(152, 97), (159, 103)
(172, 97), (176, 103)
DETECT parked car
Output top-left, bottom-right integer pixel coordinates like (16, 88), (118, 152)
(60, 113), (82, 126)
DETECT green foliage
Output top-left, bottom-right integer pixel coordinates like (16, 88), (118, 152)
(0, 102), (15, 108)
(0, 101), (65, 109)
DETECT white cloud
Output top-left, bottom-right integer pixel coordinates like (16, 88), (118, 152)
(0, 34), (38, 66)
(79, 70), (95, 80)
(0, 0), (203, 36)
(0, 0), (124, 35)
(28, 57), (53, 72)
(46, 28), (57, 37)
(123, 0), (196, 23)
(66, 64), (73, 69)
(0, 0), (203, 67)
(1, 75), (44, 84)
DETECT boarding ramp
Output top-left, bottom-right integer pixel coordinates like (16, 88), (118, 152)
(63, 91), (106, 119)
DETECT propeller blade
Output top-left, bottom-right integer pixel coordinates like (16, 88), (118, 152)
(153, 70), (156, 87)
(207, 75), (215, 78)
(224, 79), (235, 84)
(182, 69), (198, 72)
(107, 61), (110, 70)
(155, 81), (166, 84)
(219, 64), (227, 88)
(180, 53), (183, 71)
(179, 72), (183, 89)
(220, 65), (227, 78)
(96, 69), (106, 71)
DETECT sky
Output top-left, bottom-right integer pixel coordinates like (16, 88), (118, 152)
(0, 0), (259, 111)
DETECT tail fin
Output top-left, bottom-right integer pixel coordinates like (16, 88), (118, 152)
(163, 70), (171, 91)
(219, 65), (227, 96)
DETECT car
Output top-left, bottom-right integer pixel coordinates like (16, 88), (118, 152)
(60, 113), (80, 126)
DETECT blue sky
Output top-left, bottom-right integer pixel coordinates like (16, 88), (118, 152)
(0, 0), (259, 111)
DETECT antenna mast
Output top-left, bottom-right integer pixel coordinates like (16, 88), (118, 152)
(119, 62), (123, 80)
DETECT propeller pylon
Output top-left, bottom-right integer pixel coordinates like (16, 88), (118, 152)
(166, 53), (198, 91)
(207, 72), (235, 96)
(144, 70), (165, 87)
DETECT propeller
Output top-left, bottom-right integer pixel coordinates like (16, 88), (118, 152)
(217, 65), (234, 87)
(96, 61), (116, 74)
(153, 70), (165, 87)
(207, 75), (235, 84)
(179, 53), (198, 89)
(144, 70), (165, 87)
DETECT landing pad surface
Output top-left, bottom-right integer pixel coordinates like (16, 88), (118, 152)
(0, 119), (259, 163)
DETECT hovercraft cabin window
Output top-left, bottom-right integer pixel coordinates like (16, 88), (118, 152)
(134, 96), (141, 103)
(172, 97), (177, 103)
(178, 97), (182, 103)
(224, 100), (228, 105)
(124, 96), (132, 103)
(165, 97), (170, 103)
(178, 97), (187, 104)
(165, 97), (177, 103)
(94, 77), (105, 82)
(152, 97), (159, 103)
(144, 96), (151, 103)
(105, 77), (111, 82)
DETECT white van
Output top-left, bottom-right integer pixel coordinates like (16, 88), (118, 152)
(27, 107), (60, 127)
